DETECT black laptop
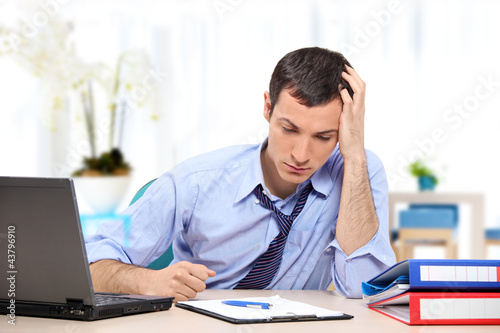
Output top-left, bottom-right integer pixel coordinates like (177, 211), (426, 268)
(0, 176), (173, 321)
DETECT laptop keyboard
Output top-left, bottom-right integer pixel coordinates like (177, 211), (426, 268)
(95, 294), (144, 306)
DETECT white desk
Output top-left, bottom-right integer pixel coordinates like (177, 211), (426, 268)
(389, 192), (485, 259)
(2, 289), (499, 332)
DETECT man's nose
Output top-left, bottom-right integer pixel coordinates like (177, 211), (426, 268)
(292, 138), (310, 165)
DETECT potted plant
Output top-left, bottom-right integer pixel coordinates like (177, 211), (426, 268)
(69, 57), (149, 214)
(407, 160), (439, 191)
(1, 19), (156, 213)
(66, 46), (153, 214)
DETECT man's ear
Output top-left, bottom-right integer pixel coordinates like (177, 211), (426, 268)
(263, 91), (271, 123)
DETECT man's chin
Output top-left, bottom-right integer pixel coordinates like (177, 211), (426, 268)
(279, 170), (311, 185)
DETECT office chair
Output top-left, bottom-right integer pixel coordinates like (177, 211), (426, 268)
(485, 228), (500, 258)
(129, 178), (174, 270)
(397, 204), (458, 261)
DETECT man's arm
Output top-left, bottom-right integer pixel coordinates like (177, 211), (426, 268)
(336, 65), (379, 256)
(336, 157), (378, 255)
(90, 259), (216, 302)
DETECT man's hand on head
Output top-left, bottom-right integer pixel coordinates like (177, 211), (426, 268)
(338, 65), (367, 164)
(335, 65), (379, 256)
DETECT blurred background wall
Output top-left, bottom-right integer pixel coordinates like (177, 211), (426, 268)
(1, 0), (499, 256)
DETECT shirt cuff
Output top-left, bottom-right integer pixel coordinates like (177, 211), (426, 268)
(329, 228), (396, 298)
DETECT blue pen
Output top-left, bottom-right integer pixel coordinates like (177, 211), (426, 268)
(221, 300), (273, 309)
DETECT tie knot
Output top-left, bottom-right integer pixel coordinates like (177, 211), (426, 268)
(255, 183), (313, 228)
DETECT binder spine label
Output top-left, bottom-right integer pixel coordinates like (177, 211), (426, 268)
(420, 298), (500, 320)
(419, 265), (500, 282)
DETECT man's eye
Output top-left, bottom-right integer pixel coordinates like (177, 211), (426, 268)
(282, 127), (295, 133)
(317, 136), (331, 141)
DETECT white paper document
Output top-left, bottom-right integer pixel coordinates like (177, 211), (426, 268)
(177, 295), (351, 323)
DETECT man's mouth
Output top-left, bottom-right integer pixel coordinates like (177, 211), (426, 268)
(284, 163), (309, 174)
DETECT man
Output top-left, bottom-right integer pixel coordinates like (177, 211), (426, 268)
(86, 47), (396, 302)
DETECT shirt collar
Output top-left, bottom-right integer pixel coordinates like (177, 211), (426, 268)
(234, 140), (267, 204)
(309, 153), (334, 198)
(234, 138), (335, 203)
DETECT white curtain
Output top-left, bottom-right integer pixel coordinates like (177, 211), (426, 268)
(1, 0), (499, 225)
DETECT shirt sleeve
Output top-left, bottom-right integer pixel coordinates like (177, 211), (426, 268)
(85, 163), (197, 267)
(330, 150), (397, 298)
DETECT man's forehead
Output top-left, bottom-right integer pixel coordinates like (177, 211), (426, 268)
(276, 89), (342, 110)
(274, 91), (342, 123)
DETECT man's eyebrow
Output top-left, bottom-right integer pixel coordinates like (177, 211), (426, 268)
(317, 128), (338, 135)
(279, 117), (338, 135)
(279, 117), (299, 129)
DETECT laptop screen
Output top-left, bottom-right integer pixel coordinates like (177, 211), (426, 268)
(0, 177), (96, 306)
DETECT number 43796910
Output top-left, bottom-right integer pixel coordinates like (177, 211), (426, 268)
(7, 226), (16, 269)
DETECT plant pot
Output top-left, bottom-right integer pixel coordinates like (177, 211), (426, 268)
(73, 175), (132, 214)
(418, 176), (436, 191)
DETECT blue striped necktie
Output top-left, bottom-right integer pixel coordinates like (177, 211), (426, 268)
(235, 182), (314, 289)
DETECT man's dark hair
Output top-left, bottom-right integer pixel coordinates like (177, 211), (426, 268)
(269, 47), (354, 116)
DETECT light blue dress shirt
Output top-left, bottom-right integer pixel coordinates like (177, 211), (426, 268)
(85, 140), (396, 298)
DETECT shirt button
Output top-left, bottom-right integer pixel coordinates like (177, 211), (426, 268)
(255, 199), (260, 204)
(325, 248), (332, 253)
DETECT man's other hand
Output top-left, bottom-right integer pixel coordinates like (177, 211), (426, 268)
(148, 261), (216, 302)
